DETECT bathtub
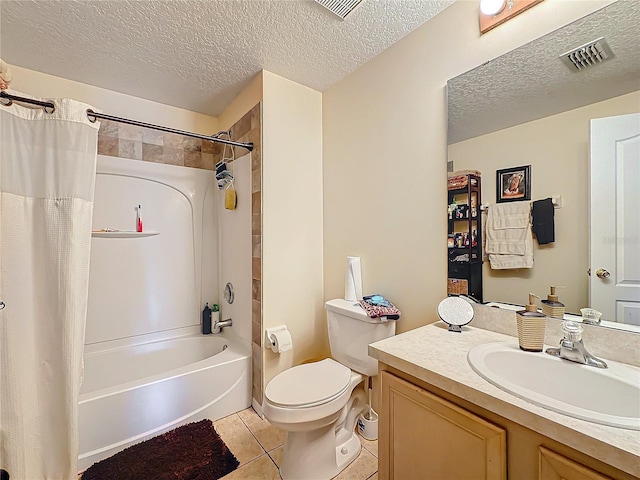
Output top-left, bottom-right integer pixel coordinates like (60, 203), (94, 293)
(78, 331), (251, 471)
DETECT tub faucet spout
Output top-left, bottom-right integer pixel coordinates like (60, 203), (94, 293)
(212, 318), (232, 334)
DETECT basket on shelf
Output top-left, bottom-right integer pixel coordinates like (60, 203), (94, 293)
(447, 170), (481, 191)
(447, 278), (468, 295)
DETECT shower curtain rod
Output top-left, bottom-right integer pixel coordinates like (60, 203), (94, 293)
(0, 91), (254, 152)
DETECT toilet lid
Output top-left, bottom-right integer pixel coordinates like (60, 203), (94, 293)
(265, 359), (352, 408)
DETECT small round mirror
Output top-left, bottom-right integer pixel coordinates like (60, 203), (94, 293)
(437, 296), (474, 332)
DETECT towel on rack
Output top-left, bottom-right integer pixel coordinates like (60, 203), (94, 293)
(485, 202), (533, 269)
(532, 198), (555, 245)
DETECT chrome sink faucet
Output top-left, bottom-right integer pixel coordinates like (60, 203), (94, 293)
(545, 321), (607, 369)
(212, 317), (232, 334)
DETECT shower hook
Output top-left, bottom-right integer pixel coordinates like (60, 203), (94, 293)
(219, 131), (235, 165)
(1, 91), (56, 113)
(212, 130), (231, 139)
(0, 301), (5, 311)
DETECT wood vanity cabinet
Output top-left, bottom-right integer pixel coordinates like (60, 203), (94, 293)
(538, 446), (611, 480)
(379, 367), (634, 480)
(380, 371), (506, 479)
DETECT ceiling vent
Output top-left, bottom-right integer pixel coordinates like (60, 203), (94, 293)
(314, 0), (364, 20)
(560, 37), (614, 72)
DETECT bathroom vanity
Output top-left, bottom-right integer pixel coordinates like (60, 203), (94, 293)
(369, 321), (640, 479)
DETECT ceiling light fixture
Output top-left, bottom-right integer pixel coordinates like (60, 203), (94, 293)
(479, 0), (544, 34)
(480, 0), (506, 16)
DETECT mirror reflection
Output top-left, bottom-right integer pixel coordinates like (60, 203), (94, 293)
(446, 1), (640, 330)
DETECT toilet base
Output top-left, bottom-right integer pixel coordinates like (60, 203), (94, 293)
(279, 425), (361, 480)
(334, 432), (362, 474)
(278, 385), (367, 480)
(264, 371), (368, 480)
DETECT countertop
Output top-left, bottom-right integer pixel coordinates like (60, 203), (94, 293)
(369, 322), (640, 477)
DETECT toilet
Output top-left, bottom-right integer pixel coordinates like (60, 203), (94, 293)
(263, 298), (396, 480)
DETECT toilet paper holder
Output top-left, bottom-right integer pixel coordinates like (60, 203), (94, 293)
(265, 325), (293, 353)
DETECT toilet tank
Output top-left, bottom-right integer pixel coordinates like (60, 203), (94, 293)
(325, 299), (396, 377)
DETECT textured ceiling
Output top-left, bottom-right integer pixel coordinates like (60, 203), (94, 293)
(448, 0), (640, 144)
(0, 0), (455, 116)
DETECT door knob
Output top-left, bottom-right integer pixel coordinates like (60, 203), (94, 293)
(595, 268), (611, 279)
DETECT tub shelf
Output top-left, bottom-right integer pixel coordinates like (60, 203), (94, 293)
(92, 231), (159, 238)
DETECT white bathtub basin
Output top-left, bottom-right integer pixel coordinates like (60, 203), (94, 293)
(467, 342), (640, 430)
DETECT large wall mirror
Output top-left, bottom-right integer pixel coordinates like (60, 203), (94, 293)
(447, 1), (640, 331)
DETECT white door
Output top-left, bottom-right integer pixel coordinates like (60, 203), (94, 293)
(590, 113), (640, 325)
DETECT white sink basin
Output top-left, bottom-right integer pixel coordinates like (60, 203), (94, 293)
(467, 342), (640, 430)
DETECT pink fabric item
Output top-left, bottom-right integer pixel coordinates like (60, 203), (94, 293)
(358, 299), (400, 320)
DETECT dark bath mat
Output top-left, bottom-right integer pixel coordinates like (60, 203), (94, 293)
(81, 419), (239, 480)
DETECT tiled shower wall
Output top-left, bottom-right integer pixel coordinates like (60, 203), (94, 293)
(98, 118), (224, 167)
(227, 105), (264, 407)
(97, 103), (264, 406)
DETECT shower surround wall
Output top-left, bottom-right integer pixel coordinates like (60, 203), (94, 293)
(82, 154), (253, 469)
(95, 103), (264, 404)
(87, 155), (218, 343)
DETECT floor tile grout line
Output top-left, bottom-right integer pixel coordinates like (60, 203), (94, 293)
(265, 449), (282, 476)
(238, 407), (286, 454)
(236, 410), (269, 455)
(237, 451), (281, 479)
(358, 434), (378, 458)
(266, 448), (279, 463)
(267, 445), (282, 455)
(217, 412), (267, 467)
(362, 444), (378, 458)
(222, 451), (274, 480)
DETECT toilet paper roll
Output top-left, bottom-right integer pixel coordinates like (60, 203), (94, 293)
(267, 326), (293, 353)
(345, 256), (363, 302)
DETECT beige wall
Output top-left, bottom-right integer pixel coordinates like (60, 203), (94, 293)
(219, 72), (263, 131)
(10, 66), (218, 134)
(322, 0), (615, 334)
(449, 90), (640, 313)
(261, 71), (324, 385)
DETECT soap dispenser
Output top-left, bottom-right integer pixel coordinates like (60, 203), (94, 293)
(202, 302), (212, 335)
(541, 285), (565, 319)
(516, 294), (547, 352)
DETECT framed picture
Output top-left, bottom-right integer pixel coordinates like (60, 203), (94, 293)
(496, 165), (531, 202)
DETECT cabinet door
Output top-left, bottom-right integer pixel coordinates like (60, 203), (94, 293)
(380, 371), (506, 480)
(539, 446), (611, 480)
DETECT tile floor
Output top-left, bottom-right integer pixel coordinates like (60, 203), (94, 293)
(217, 407), (379, 480)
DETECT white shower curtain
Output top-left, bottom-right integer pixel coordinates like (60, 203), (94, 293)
(0, 92), (99, 479)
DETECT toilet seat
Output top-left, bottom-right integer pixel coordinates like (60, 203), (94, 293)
(265, 359), (351, 408)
